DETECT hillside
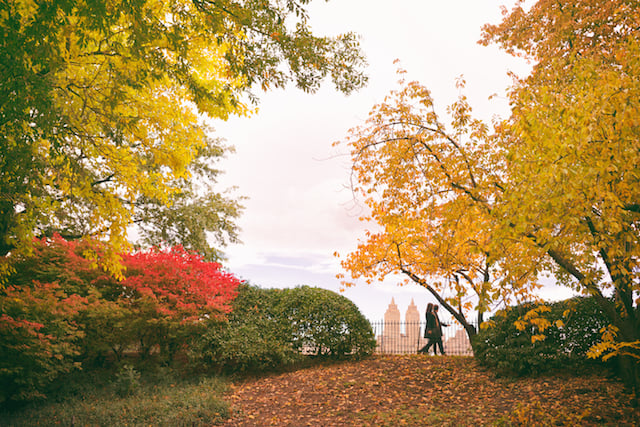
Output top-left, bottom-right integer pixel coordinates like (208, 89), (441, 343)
(223, 355), (639, 426)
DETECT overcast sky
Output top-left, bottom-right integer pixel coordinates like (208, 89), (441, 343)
(213, 0), (573, 322)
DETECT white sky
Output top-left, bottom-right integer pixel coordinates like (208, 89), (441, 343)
(213, 0), (574, 322)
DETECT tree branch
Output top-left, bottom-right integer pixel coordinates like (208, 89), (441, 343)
(584, 216), (635, 322)
(544, 247), (618, 323)
(394, 243), (477, 336)
(91, 173), (116, 187)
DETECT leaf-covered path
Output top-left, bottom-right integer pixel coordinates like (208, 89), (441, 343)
(223, 355), (639, 426)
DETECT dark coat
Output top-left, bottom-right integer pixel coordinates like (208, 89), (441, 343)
(424, 311), (442, 338)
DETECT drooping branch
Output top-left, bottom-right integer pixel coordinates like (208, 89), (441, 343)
(91, 173), (116, 187)
(357, 133), (490, 209)
(544, 247), (618, 321)
(414, 123), (479, 189)
(395, 243), (477, 337)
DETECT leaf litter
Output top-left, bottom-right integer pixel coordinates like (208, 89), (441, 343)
(223, 355), (639, 426)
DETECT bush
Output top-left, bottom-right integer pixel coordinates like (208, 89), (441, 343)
(114, 365), (141, 397)
(102, 245), (241, 366)
(192, 285), (304, 374)
(0, 236), (241, 404)
(194, 284), (376, 374)
(473, 297), (610, 376)
(0, 283), (86, 405)
(275, 286), (376, 358)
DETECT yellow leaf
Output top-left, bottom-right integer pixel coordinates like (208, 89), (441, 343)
(531, 334), (546, 343)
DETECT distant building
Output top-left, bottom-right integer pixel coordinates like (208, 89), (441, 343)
(375, 298), (473, 355)
(444, 328), (473, 356)
(377, 298), (427, 354)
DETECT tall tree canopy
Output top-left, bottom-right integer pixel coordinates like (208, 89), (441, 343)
(482, 0), (640, 377)
(336, 72), (543, 339)
(338, 0), (639, 385)
(0, 0), (367, 271)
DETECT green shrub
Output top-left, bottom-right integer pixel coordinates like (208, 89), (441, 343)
(194, 284), (376, 374)
(114, 364), (141, 397)
(193, 285), (304, 373)
(473, 297), (610, 376)
(275, 285), (376, 359)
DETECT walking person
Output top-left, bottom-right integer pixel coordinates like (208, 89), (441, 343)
(418, 303), (435, 354)
(418, 303), (448, 355)
(431, 305), (448, 355)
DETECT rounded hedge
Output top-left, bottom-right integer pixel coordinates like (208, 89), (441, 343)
(192, 284), (303, 374)
(275, 285), (376, 358)
(193, 284), (376, 374)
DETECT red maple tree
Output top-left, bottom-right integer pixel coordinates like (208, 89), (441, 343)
(121, 245), (240, 320)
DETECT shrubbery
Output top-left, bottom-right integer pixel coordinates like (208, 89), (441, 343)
(0, 282), (86, 403)
(473, 297), (611, 376)
(277, 285), (376, 358)
(193, 284), (303, 373)
(0, 236), (375, 404)
(0, 235), (240, 405)
(194, 284), (376, 374)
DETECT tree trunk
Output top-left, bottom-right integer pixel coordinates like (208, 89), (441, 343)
(615, 355), (640, 397)
(400, 268), (479, 345)
(614, 313), (640, 394)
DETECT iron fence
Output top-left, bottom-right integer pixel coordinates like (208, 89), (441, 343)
(369, 320), (474, 356)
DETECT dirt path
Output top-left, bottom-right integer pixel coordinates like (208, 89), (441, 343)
(223, 355), (639, 426)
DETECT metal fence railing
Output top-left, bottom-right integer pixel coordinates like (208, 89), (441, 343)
(370, 320), (474, 356)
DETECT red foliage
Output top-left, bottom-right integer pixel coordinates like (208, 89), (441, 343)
(12, 234), (111, 296)
(16, 235), (240, 320)
(1, 236), (242, 401)
(0, 281), (86, 403)
(121, 245), (240, 319)
(10, 236), (241, 349)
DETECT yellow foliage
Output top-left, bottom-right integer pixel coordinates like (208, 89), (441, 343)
(337, 1), (640, 368)
(523, 305), (551, 320)
(530, 317), (551, 331)
(531, 334), (546, 344)
(480, 0), (640, 371)
(480, 319), (496, 330)
(587, 325), (640, 362)
(3, 0), (367, 272)
(0, 262), (14, 288)
(336, 70), (544, 323)
(2, 1), (249, 268)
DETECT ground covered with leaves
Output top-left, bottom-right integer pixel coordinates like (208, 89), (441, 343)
(223, 355), (639, 426)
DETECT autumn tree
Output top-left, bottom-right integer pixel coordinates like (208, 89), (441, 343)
(1, 234), (241, 400)
(0, 0), (367, 271)
(336, 73), (542, 340)
(338, 0), (640, 388)
(481, 0), (640, 386)
(0, 281), (88, 404)
(113, 244), (241, 363)
(132, 138), (243, 261)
